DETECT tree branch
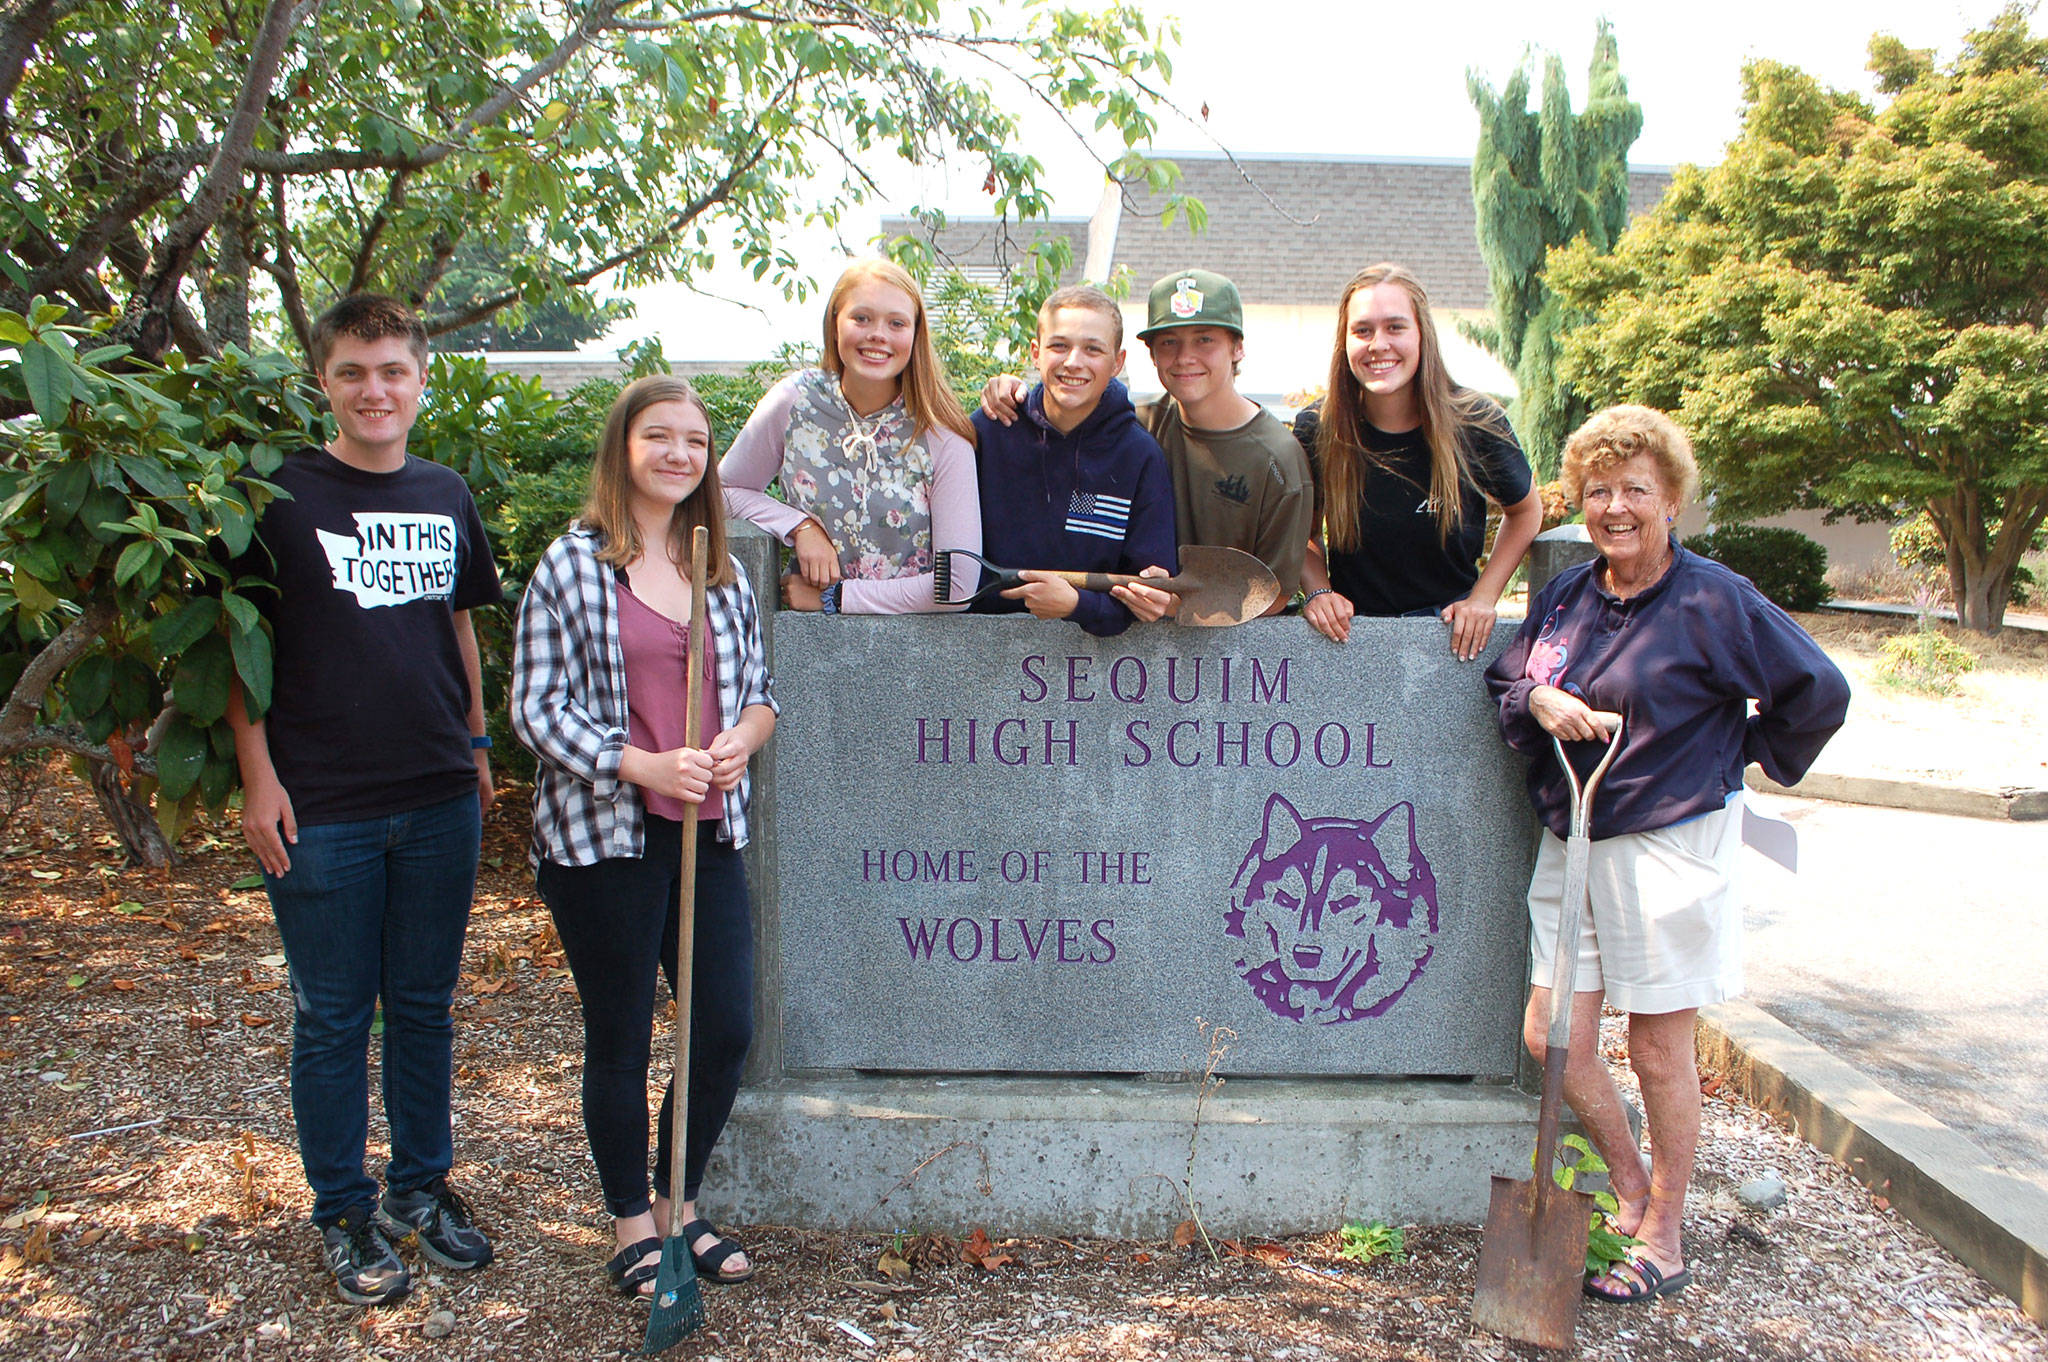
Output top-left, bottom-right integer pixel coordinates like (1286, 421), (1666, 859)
(121, 0), (319, 358)
(419, 112), (784, 335)
(0, 595), (116, 747)
(264, 173), (313, 357)
(348, 168), (412, 294)
(0, 0), (81, 120)
(23, 147), (202, 302)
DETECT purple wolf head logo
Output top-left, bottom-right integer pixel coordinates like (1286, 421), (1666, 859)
(1225, 793), (1440, 1024)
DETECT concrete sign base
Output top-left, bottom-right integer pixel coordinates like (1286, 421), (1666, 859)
(705, 1075), (1543, 1236)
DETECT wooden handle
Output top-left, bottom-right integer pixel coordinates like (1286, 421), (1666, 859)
(1050, 570), (1190, 595)
(666, 525), (710, 1238)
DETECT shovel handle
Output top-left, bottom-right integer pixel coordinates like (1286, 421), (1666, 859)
(1540, 713), (1624, 1050)
(1045, 570), (1189, 595)
(1550, 712), (1624, 841)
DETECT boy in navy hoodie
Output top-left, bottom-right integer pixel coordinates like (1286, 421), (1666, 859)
(970, 284), (1177, 636)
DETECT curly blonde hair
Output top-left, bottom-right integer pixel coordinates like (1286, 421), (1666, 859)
(1560, 405), (1699, 512)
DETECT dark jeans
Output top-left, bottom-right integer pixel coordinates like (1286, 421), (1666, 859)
(262, 791), (481, 1226)
(539, 817), (754, 1217)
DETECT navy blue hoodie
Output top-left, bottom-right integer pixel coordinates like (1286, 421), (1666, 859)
(971, 379), (1178, 637)
(1486, 546), (1849, 840)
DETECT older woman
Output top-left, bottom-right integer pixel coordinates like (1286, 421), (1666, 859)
(1484, 405), (1848, 1303)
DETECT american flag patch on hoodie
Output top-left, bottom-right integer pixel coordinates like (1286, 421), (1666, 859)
(1065, 490), (1131, 541)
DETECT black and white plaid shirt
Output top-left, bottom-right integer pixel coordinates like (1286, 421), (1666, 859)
(511, 527), (777, 866)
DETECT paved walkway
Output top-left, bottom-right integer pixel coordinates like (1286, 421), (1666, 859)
(1741, 792), (2048, 1191)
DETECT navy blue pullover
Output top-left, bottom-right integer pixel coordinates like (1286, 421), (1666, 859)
(1486, 547), (1849, 840)
(970, 379), (1178, 637)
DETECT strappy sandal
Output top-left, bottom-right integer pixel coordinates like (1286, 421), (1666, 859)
(680, 1217), (755, 1284)
(1584, 1252), (1691, 1303)
(605, 1236), (663, 1297)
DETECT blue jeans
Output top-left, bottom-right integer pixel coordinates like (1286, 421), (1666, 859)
(262, 792), (481, 1225)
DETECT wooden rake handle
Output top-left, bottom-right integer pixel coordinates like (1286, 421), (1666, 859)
(665, 525), (710, 1239)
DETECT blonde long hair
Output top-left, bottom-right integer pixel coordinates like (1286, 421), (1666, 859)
(580, 375), (734, 587)
(821, 258), (975, 447)
(1317, 263), (1509, 551)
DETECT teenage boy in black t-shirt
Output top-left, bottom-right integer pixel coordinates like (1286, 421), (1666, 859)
(225, 294), (501, 1305)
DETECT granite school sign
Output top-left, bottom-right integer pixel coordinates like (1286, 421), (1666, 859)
(770, 614), (1537, 1079)
(708, 527), (1551, 1233)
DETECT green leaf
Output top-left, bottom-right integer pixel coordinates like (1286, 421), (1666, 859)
(198, 750), (235, 805)
(11, 571), (59, 616)
(153, 717), (209, 801)
(215, 494), (255, 556)
(44, 460), (91, 524)
(393, 0), (422, 18)
(67, 653), (113, 717)
(220, 591), (259, 636)
(114, 540), (160, 586)
(230, 873), (265, 891)
(170, 634), (232, 725)
(109, 655), (155, 721)
(151, 597), (221, 656)
(21, 341), (71, 424)
(118, 454), (191, 502)
(229, 622), (272, 720)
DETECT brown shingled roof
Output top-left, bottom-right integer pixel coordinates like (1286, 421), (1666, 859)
(1110, 154), (1672, 310)
(886, 155), (1673, 311)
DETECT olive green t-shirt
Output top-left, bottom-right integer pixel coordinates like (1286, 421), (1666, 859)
(1140, 398), (1315, 598)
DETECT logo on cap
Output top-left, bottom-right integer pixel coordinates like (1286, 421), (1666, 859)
(1170, 277), (1203, 319)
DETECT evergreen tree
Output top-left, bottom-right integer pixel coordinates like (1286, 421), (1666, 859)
(1464, 22), (1643, 477)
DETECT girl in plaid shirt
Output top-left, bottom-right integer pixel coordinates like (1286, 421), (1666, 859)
(511, 376), (777, 1295)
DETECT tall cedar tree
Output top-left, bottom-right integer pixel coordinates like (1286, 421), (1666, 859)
(1464, 21), (1643, 478)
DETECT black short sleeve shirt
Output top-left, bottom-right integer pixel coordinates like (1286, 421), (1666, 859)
(227, 447), (503, 824)
(1294, 402), (1532, 616)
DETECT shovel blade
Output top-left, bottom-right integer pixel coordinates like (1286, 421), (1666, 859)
(1470, 1174), (1594, 1351)
(1170, 545), (1281, 626)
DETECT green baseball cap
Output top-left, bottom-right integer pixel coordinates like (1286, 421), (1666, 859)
(1137, 268), (1243, 340)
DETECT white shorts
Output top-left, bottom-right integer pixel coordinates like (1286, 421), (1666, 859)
(1526, 790), (1745, 1014)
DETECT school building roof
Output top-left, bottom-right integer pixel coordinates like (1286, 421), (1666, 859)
(884, 152), (1675, 311)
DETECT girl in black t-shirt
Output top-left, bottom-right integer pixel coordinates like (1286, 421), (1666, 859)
(1296, 262), (1543, 660)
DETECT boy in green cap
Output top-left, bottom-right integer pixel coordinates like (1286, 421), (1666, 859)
(982, 268), (1312, 618)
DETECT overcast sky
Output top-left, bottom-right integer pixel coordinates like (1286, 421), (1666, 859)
(597, 0), (2017, 360)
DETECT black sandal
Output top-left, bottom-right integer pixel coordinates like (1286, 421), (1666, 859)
(605, 1236), (663, 1297)
(680, 1218), (755, 1284)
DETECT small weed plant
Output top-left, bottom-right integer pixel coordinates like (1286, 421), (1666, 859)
(1552, 1134), (1639, 1274)
(1876, 582), (1976, 695)
(1338, 1220), (1407, 1264)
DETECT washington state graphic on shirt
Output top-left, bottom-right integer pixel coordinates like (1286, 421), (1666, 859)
(315, 511), (460, 607)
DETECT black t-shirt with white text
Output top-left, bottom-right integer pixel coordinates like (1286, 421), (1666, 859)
(1293, 402), (1531, 616)
(227, 447), (502, 825)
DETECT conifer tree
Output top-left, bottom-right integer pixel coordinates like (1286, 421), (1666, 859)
(1465, 22), (1643, 477)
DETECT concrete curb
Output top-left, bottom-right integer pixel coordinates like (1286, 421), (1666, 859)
(1746, 767), (2048, 822)
(1697, 1000), (2048, 1326)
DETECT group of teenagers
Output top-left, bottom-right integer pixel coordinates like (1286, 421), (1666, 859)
(228, 257), (1848, 1314)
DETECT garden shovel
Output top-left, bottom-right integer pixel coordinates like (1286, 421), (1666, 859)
(1470, 712), (1625, 1352)
(644, 526), (711, 1354)
(935, 544), (1281, 625)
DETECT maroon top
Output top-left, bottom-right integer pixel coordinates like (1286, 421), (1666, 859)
(617, 579), (724, 824)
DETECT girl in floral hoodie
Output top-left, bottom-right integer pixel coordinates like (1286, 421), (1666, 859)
(721, 258), (979, 613)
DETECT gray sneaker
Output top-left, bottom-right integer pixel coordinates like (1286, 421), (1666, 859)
(377, 1177), (493, 1270)
(319, 1211), (411, 1306)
